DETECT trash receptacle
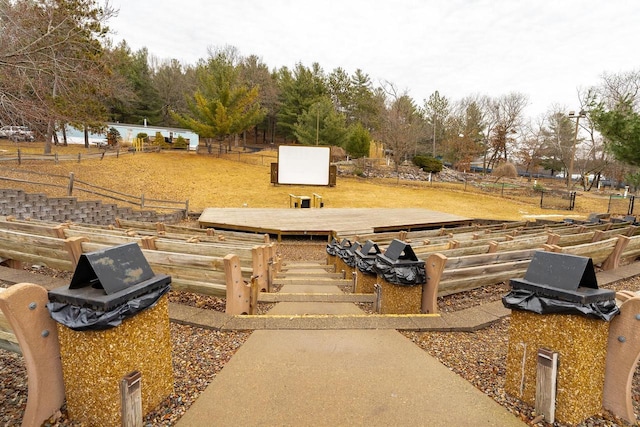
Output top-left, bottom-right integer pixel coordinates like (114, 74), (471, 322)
(336, 241), (360, 280)
(326, 237), (339, 267)
(354, 240), (381, 294)
(47, 243), (173, 427)
(373, 239), (426, 314)
(327, 238), (349, 270)
(502, 251), (619, 425)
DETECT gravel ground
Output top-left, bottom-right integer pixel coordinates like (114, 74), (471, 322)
(2, 241), (640, 426)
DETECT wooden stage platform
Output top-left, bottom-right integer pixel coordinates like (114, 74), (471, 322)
(198, 208), (471, 240)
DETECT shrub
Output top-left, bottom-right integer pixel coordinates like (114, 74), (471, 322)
(136, 132), (148, 141)
(345, 124), (370, 159)
(413, 155), (443, 173)
(106, 127), (121, 146)
(173, 135), (188, 149)
(154, 131), (168, 148)
(491, 162), (518, 179)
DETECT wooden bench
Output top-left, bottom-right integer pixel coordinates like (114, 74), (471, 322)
(115, 218), (271, 244)
(0, 229), (80, 271)
(422, 248), (539, 313)
(421, 235), (635, 314)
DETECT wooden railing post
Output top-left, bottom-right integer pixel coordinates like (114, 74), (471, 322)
(67, 172), (74, 196)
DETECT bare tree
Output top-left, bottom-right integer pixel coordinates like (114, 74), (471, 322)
(482, 93), (528, 169)
(516, 116), (548, 180)
(0, 0), (116, 153)
(443, 97), (485, 171)
(379, 81), (425, 178)
(598, 70), (640, 109)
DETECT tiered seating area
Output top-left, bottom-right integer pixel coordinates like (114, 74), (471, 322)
(0, 216), (278, 298)
(337, 218), (640, 314)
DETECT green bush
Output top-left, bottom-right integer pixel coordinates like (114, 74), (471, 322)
(173, 135), (188, 149)
(154, 131), (168, 148)
(136, 132), (148, 141)
(345, 124), (370, 159)
(413, 155), (443, 173)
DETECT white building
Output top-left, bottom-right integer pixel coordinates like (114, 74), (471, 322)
(58, 122), (200, 150)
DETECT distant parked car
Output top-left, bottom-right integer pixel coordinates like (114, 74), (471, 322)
(0, 126), (34, 142)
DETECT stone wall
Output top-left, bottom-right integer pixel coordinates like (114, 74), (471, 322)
(0, 189), (184, 225)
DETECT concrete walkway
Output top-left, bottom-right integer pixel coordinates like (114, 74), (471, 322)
(176, 266), (529, 426)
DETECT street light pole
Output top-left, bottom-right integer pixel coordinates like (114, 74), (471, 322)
(567, 110), (586, 190)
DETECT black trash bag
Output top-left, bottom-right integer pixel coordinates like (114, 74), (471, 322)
(502, 288), (620, 322)
(326, 241), (338, 256)
(338, 242), (360, 267)
(337, 246), (350, 260)
(373, 258), (426, 286)
(47, 284), (171, 331)
(356, 257), (377, 275)
(344, 252), (357, 268)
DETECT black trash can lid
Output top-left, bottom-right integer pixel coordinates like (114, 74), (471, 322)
(510, 251), (614, 304)
(356, 240), (381, 258)
(378, 239), (420, 263)
(48, 242), (170, 311)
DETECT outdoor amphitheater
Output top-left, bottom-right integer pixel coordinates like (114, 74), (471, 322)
(1, 145), (640, 427)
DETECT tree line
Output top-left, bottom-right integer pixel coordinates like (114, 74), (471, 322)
(1, 1), (638, 189)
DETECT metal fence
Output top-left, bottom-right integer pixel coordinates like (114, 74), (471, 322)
(608, 195), (635, 216)
(540, 190), (576, 210)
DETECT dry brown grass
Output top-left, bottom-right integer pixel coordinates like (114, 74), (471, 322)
(0, 141), (614, 221)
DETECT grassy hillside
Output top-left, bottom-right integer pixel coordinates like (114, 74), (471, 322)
(0, 141), (612, 221)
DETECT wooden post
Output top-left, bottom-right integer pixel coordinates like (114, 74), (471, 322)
(68, 172), (75, 196)
(64, 236), (88, 268)
(602, 235), (630, 271)
(120, 371), (142, 427)
(224, 254), (250, 315)
(249, 276), (259, 315)
(591, 230), (605, 242)
(422, 253), (447, 314)
(603, 296), (640, 424)
(140, 236), (157, 250)
(373, 284), (382, 313)
(536, 348), (559, 423)
(546, 233), (560, 246)
(252, 246), (267, 292)
(0, 284), (65, 427)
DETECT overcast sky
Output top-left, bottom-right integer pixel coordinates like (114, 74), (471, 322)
(108, 0), (636, 118)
